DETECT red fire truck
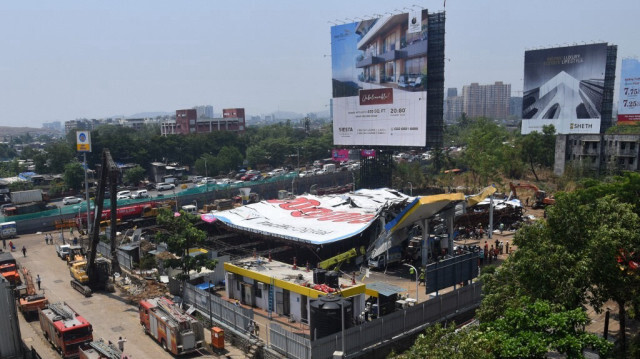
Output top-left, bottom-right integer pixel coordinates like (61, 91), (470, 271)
(139, 297), (204, 355)
(76, 202), (158, 227)
(39, 302), (93, 358)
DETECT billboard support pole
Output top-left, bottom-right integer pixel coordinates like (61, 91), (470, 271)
(84, 152), (92, 234)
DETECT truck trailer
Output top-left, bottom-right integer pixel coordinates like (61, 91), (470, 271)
(139, 297), (204, 355)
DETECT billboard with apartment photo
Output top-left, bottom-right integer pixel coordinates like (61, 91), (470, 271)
(331, 10), (428, 147)
(521, 43), (607, 134)
(618, 58), (640, 123)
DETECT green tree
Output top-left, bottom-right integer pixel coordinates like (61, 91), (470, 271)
(391, 323), (492, 359)
(216, 146), (244, 173)
(63, 162), (85, 190)
(45, 141), (75, 173)
(155, 208), (217, 281)
(519, 125), (556, 181)
(123, 165), (145, 186)
(460, 118), (511, 186)
(482, 299), (611, 358)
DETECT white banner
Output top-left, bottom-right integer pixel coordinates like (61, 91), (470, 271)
(408, 10), (422, 33)
(212, 189), (410, 245)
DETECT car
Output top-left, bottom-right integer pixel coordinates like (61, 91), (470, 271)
(145, 183), (156, 190)
(156, 182), (175, 191)
(116, 190), (131, 200)
(241, 173), (255, 181)
(131, 190), (149, 199)
(63, 196), (82, 205)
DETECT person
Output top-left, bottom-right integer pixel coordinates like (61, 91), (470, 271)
(247, 321), (255, 336)
(409, 266), (415, 278)
(45, 234), (48, 245)
(505, 241), (510, 254)
(525, 197), (529, 207)
(2, 238), (6, 249)
(73, 237), (78, 246)
(234, 300), (240, 307)
(22, 245), (26, 257)
(36, 274), (41, 290)
(419, 268), (425, 286)
(117, 336), (126, 351)
(488, 245), (494, 263)
(9, 240), (14, 251)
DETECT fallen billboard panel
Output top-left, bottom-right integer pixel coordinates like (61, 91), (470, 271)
(618, 58), (640, 123)
(331, 11), (429, 147)
(212, 189), (411, 245)
(522, 43), (608, 134)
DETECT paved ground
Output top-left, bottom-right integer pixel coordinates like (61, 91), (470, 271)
(10, 231), (247, 358)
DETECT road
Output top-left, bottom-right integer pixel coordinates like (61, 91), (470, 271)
(13, 231), (246, 358)
(52, 183), (195, 209)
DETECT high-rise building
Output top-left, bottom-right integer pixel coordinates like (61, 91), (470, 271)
(461, 81), (511, 120)
(447, 87), (458, 98)
(510, 97), (523, 117)
(445, 96), (464, 123)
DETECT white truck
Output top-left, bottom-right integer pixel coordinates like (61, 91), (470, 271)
(323, 163), (336, 173)
(55, 244), (72, 260)
(368, 246), (403, 269)
(0, 221), (17, 239)
(10, 189), (44, 204)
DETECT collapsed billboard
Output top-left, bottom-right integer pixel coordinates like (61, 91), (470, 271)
(331, 10), (428, 147)
(522, 43), (608, 134)
(618, 58), (640, 123)
(212, 189), (411, 245)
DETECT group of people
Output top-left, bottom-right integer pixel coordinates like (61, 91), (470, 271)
(481, 238), (509, 265)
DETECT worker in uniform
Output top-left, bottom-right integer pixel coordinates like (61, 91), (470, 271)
(419, 268), (425, 286)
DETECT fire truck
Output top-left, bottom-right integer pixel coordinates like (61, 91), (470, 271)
(0, 252), (21, 286)
(76, 202), (158, 228)
(39, 302), (93, 358)
(17, 267), (48, 318)
(139, 297), (204, 355)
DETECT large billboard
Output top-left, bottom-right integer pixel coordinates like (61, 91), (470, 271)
(522, 43), (608, 134)
(618, 58), (640, 123)
(331, 10), (428, 147)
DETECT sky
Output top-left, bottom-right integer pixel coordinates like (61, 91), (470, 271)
(1, 0), (639, 127)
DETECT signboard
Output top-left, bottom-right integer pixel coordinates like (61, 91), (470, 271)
(213, 189), (410, 245)
(76, 131), (92, 152)
(360, 149), (376, 158)
(618, 58), (640, 123)
(331, 11), (428, 147)
(521, 43), (608, 134)
(332, 149), (350, 162)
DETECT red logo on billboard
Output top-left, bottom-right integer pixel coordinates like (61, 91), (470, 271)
(359, 88), (393, 106)
(361, 149), (376, 158)
(267, 197), (375, 224)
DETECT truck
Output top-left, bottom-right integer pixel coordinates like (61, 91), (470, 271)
(39, 302), (93, 358)
(323, 163), (336, 173)
(17, 267), (48, 318)
(0, 221), (17, 239)
(56, 244), (72, 260)
(139, 297), (205, 355)
(10, 189), (44, 204)
(0, 252), (21, 286)
(368, 246), (403, 269)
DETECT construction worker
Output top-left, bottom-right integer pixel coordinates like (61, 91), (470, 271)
(419, 268), (425, 286)
(409, 266), (415, 278)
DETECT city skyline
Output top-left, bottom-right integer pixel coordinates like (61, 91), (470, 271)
(1, 1), (639, 127)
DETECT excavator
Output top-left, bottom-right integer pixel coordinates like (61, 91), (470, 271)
(508, 182), (555, 208)
(317, 247), (365, 271)
(70, 150), (120, 296)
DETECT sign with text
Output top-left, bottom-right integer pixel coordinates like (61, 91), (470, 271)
(521, 43), (607, 134)
(76, 131), (91, 152)
(331, 10), (429, 147)
(618, 58), (640, 123)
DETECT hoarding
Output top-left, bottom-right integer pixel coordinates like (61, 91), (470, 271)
(332, 149), (350, 162)
(331, 11), (429, 147)
(522, 43), (608, 134)
(212, 189), (410, 245)
(618, 58), (640, 123)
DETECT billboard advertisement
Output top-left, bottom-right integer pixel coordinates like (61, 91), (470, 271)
(522, 43), (608, 134)
(331, 10), (429, 147)
(332, 149), (350, 162)
(618, 58), (640, 123)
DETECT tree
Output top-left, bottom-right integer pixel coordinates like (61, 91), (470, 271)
(63, 162), (85, 191)
(482, 299), (611, 358)
(460, 118), (511, 186)
(390, 323), (492, 359)
(519, 125), (556, 181)
(123, 165), (145, 186)
(155, 208), (217, 281)
(45, 141), (75, 173)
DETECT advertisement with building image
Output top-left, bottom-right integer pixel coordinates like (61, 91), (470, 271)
(331, 10), (429, 147)
(618, 58), (640, 123)
(521, 43), (608, 134)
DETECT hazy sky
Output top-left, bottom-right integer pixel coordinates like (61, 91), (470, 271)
(1, 1), (639, 126)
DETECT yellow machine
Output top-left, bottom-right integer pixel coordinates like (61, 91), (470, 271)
(69, 260), (89, 284)
(318, 247), (365, 271)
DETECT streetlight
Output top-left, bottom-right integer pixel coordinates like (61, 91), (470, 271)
(404, 263), (419, 302)
(407, 182), (413, 196)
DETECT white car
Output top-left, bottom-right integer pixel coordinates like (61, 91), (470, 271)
(156, 182), (175, 191)
(116, 190), (132, 200)
(62, 196), (82, 205)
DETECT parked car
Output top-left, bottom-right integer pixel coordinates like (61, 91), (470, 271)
(116, 190), (131, 200)
(62, 196), (82, 205)
(132, 190), (149, 199)
(145, 183), (156, 190)
(241, 173), (255, 181)
(156, 182), (175, 191)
